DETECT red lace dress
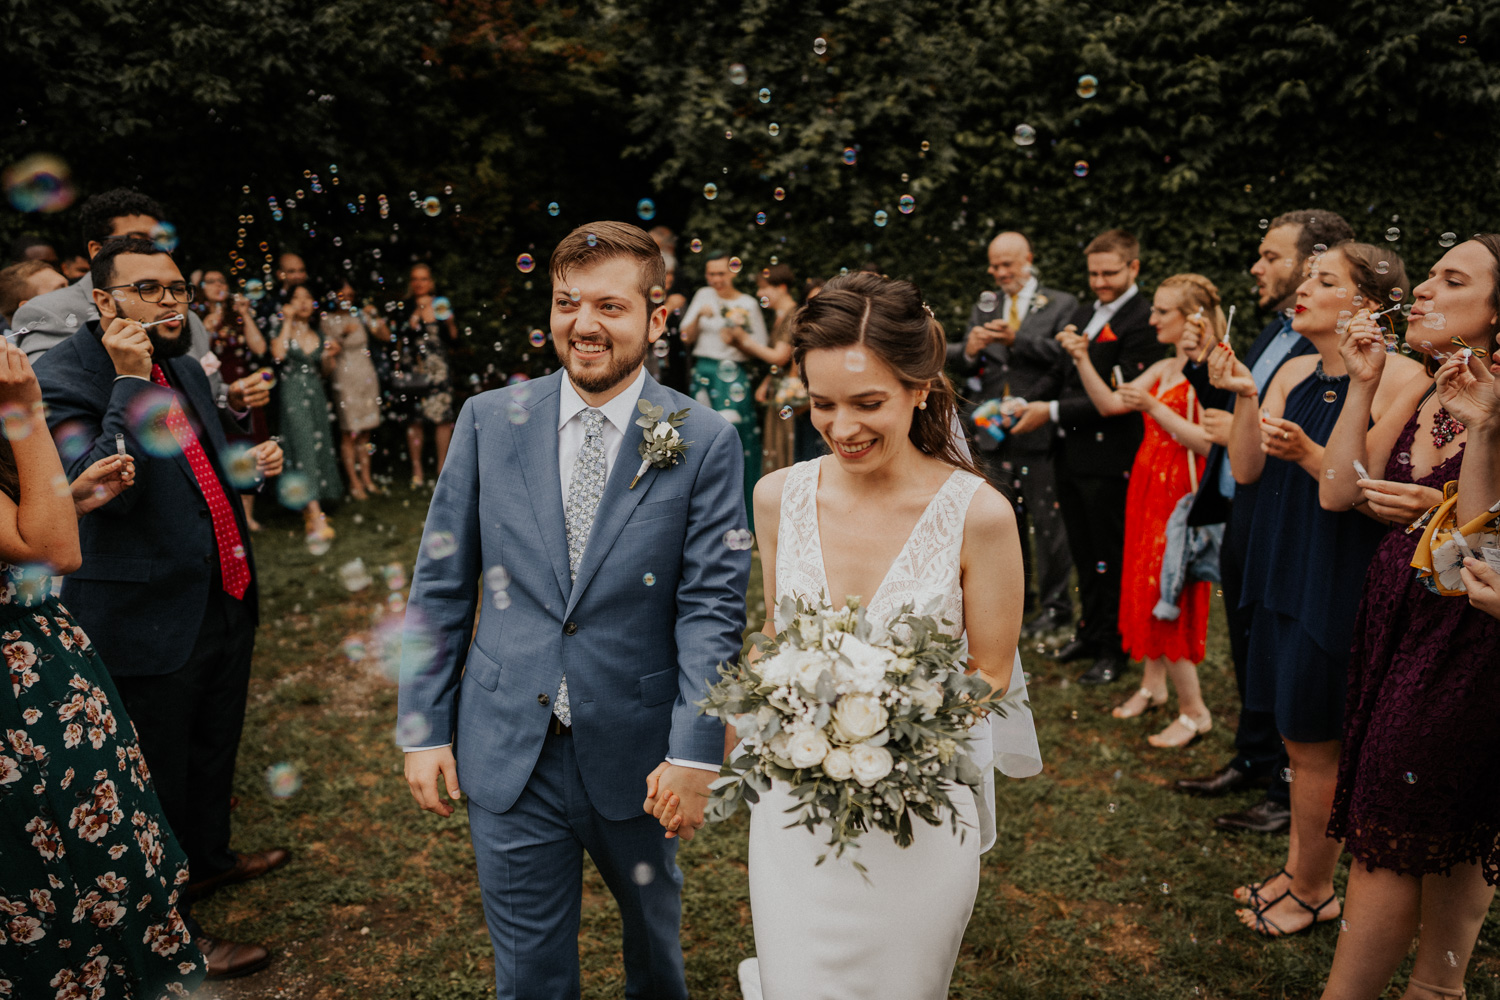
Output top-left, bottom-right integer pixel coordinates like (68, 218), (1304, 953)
(1119, 377), (1210, 662)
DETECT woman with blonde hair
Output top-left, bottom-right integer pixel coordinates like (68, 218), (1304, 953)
(1058, 273), (1220, 747)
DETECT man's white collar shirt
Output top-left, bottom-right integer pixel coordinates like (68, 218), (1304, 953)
(558, 367), (647, 496)
(1082, 283), (1139, 339)
(1004, 276), (1039, 323)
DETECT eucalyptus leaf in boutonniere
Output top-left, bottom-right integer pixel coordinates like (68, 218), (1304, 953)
(630, 400), (692, 489)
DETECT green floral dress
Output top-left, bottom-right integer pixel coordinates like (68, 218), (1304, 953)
(0, 565), (202, 998)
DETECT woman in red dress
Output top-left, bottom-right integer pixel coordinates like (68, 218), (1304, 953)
(1059, 274), (1220, 747)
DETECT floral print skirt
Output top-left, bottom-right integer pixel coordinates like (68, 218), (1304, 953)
(0, 593), (203, 999)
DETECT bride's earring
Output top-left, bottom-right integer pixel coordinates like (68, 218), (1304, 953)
(917, 398), (928, 410)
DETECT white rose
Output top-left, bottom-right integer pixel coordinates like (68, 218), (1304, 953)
(732, 713), (759, 739)
(831, 636), (891, 693)
(790, 650), (832, 693)
(653, 422), (673, 440)
(786, 727), (831, 769)
(849, 744), (894, 787)
(766, 731), (790, 762)
(908, 678), (944, 715)
(831, 694), (888, 743)
(822, 747), (853, 781)
(757, 652), (791, 686)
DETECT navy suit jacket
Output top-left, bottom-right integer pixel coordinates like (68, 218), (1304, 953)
(397, 370), (751, 821)
(1183, 315), (1317, 526)
(35, 321), (260, 676)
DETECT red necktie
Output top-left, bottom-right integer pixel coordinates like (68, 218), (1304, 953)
(149, 364), (251, 599)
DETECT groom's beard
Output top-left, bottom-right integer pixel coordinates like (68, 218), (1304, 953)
(557, 329), (649, 395)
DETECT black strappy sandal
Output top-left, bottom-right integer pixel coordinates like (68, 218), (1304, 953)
(1243, 888), (1339, 938)
(1232, 867), (1289, 907)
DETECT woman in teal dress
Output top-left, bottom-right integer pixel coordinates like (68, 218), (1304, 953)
(0, 339), (203, 997)
(271, 285), (344, 540)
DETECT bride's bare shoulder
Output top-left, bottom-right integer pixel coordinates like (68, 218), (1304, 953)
(962, 476), (1018, 537)
(753, 465), (795, 523)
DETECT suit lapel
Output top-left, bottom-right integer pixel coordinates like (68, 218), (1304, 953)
(564, 376), (668, 616)
(511, 373), (573, 600)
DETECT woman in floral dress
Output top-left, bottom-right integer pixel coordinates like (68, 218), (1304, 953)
(0, 339), (202, 998)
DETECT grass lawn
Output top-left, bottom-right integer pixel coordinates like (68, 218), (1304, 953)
(196, 486), (1500, 999)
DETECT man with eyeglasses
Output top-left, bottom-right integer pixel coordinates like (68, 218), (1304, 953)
(34, 236), (287, 980)
(10, 188), (220, 401)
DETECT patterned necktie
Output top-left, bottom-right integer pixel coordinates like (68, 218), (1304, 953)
(149, 365), (251, 599)
(555, 408), (607, 725)
(1006, 294), (1022, 333)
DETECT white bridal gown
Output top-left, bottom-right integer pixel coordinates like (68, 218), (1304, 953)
(741, 459), (1043, 1000)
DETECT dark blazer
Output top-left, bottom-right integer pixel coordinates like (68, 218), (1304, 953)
(35, 321), (260, 677)
(1183, 315), (1316, 526)
(1054, 292), (1161, 478)
(947, 285), (1078, 455)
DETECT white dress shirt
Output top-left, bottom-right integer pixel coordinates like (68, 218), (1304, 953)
(1004, 276), (1039, 324)
(1048, 283), (1140, 425)
(408, 367), (717, 773)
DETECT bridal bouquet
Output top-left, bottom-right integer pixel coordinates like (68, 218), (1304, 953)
(700, 596), (999, 864)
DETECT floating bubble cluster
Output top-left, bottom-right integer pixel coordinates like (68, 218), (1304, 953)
(3, 153), (75, 212)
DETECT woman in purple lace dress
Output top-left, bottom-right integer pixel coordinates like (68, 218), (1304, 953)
(1318, 236), (1500, 1000)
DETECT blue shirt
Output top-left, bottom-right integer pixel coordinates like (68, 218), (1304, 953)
(1218, 317), (1300, 499)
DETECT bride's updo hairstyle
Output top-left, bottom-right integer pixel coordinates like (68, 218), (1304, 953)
(790, 272), (982, 477)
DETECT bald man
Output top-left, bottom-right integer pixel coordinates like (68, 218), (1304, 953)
(947, 231), (1078, 636)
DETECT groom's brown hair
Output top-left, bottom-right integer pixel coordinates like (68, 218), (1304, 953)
(550, 222), (667, 305)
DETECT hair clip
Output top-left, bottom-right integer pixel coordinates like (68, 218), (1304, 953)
(921, 301), (935, 319)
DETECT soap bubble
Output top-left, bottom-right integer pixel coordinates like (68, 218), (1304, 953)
(1422, 312), (1447, 330)
(305, 531), (332, 556)
(649, 285), (665, 304)
(1389, 287), (1404, 302)
(920, 140), (930, 152)
(528, 329), (547, 348)
(568, 287), (582, 302)
(844, 349), (867, 372)
(873, 210), (889, 227)
(338, 558), (373, 591)
(150, 221), (179, 252)
(773, 187), (786, 201)
(422, 196), (442, 217)
(1013, 124), (1036, 146)
(978, 291), (999, 313)
(1403, 771), (1418, 784)
(632, 862), (656, 885)
(2, 154), (75, 212)
(265, 763), (302, 799)
(842, 147), (857, 166)
(223, 442), (262, 489)
(636, 198), (656, 221)
(717, 360), (741, 382)
(1376, 260), (1390, 275)
(690, 239), (703, 253)
(1281, 767), (1296, 782)
(1160, 883), (1170, 894)
(432, 296), (453, 321)
(394, 712), (432, 746)
(702, 183), (718, 201)
(768, 123), (780, 136)
(244, 279), (266, 302)
(779, 406), (793, 420)
(643, 573), (656, 586)
(1073, 160), (1089, 178)
(756, 212), (767, 225)
(278, 471), (312, 509)
(1323, 390), (1338, 402)
(728, 257), (743, 273)
(341, 637), (367, 661)
(127, 395), (180, 457)
(1259, 218), (1269, 230)
(1095, 561), (1108, 573)
(516, 253), (535, 273)
(1076, 74), (1099, 99)
(1385, 227), (1400, 242)
(728, 63), (748, 86)
(1439, 232), (1457, 248)
(728, 383), (747, 402)
(547, 201), (560, 216)
(722, 529), (754, 550)
(425, 531), (458, 559)
(758, 87), (771, 103)
(813, 37), (827, 55)
(899, 194), (915, 214)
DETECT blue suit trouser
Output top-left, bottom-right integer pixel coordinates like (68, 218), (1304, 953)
(467, 730), (688, 1000)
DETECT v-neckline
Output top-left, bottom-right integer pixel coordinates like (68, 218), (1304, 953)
(807, 457), (961, 613)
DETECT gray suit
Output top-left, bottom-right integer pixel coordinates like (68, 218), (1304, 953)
(12, 274), (222, 403)
(947, 285), (1077, 619)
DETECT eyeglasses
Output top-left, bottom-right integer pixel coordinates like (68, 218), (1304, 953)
(101, 280), (196, 304)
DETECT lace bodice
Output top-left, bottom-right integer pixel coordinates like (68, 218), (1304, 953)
(774, 459), (983, 636)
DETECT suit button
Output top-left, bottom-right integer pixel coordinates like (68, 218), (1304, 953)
(563, 622), (578, 635)
(537, 693), (550, 706)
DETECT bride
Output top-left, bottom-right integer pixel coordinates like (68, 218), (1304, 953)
(658, 272), (1042, 998)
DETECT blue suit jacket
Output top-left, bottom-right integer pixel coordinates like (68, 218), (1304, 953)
(1184, 316), (1317, 526)
(397, 370), (751, 821)
(34, 321), (260, 676)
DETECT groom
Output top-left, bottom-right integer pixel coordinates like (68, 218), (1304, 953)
(400, 221), (751, 999)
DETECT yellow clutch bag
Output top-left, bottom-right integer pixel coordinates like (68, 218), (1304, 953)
(1409, 482), (1500, 596)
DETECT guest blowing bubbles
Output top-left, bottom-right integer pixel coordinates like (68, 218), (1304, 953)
(1314, 237), (1500, 1000)
(1208, 242), (1410, 938)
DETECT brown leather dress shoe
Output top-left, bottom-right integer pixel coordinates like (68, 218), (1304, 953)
(198, 932), (271, 979)
(187, 847), (292, 900)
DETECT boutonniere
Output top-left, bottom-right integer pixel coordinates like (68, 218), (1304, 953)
(630, 400), (692, 489)
(1096, 324), (1118, 343)
(1031, 294), (1050, 313)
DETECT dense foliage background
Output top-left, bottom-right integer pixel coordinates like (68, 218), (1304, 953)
(5, 0), (1499, 384)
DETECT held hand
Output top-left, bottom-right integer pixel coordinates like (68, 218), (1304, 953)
(71, 454), (136, 515)
(324, 337), (342, 358)
(226, 372), (272, 411)
(1201, 407), (1233, 446)
(101, 317), (154, 379)
(1259, 415), (1315, 463)
(754, 378), (771, 405)
(0, 340), (43, 408)
(1357, 479), (1445, 526)
(1116, 383), (1153, 413)
(404, 746), (461, 817)
(1009, 400), (1050, 435)
(964, 325), (998, 358)
(1179, 313), (1209, 357)
(1339, 309), (1386, 385)
(1461, 558), (1500, 621)
(1054, 326), (1088, 362)
(252, 440), (284, 478)
(1206, 343), (1256, 397)
(643, 764), (714, 841)
(720, 324), (748, 348)
(232, 293), (253, 315)
(1435, 352), (1500, 430)
(982, 319), (1016, 348)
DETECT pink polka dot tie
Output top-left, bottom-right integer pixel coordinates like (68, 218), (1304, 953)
(150, 364), (251, 600)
